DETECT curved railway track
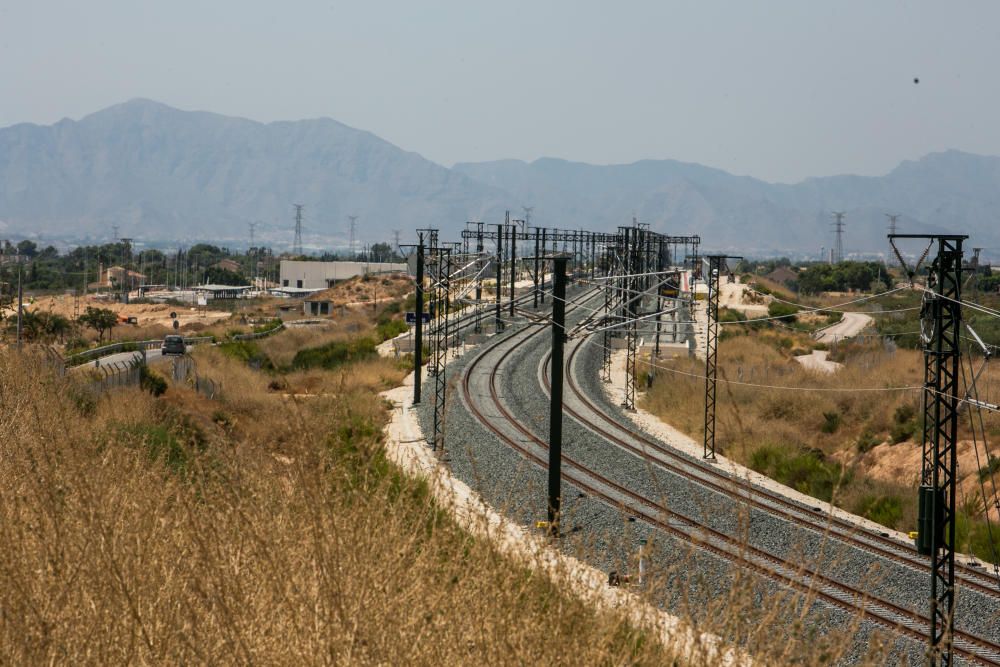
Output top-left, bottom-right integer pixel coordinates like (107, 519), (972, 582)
(456, 295), (1000, 665)
(548, 336), (1000, 600)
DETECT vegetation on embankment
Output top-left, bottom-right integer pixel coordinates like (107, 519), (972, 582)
(0, 307), (686, 664)
(642, 322), (1000, 563)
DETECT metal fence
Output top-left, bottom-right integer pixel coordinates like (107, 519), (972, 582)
(86, 359), (142, 394)
(171, 356), (222, 400)
(231, 322), (285, 341)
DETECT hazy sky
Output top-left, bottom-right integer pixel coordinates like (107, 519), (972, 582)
(2, 1), (999, 182)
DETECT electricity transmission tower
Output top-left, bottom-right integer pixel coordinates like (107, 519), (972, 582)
(831, 212), (846, 263)
(248, 222), (258, 288)
(292, 204), (304, 255)
(970, 247), (983, 298)
(392, 230), (402, 257)
(348, 215), (358, 258)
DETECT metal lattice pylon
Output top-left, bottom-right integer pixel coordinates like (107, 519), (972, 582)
(623, 226), (641, 411)
(923, 237), (964, 666)
(703, 256), (723, 460)
(920, 290), (938, 486)
(601, 242), (614, 383)
(431, 244), (450, 452)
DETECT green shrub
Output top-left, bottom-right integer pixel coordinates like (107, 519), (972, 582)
(718, 308), (746, 323)
(890, 419), (918, 444)
(965, 516), (1000, 564)
(139, 365), (168, 397)
(376, 317), (408, 342)
(824, 311), (844, 325)
(292, 337), (377, 370)
(749, 444), (846, 502)
(218, 340), (273, 370)
(854, 493), (904, 529)
(893, 403), (916, 424)
(767, 301), (799, 321)
(820, 411), (841, 434)
(856, 430), (880, 453)
(979, 456), (1000, 482)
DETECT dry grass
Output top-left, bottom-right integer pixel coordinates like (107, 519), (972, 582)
(642, 328), (1000, 540)
(1, 342), (691, 665)
(309, 273), (413, 307)
(0, 312), (901, 666)
(258, 312), (373, 369)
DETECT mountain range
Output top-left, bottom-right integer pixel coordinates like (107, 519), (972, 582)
(1, 98), (998, 257)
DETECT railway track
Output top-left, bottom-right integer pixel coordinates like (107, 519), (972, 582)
(456, 296), (1000, 665)
(547, 335), (1000, 600)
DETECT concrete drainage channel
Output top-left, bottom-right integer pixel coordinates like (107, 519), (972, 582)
(412, 287), (1000, 666)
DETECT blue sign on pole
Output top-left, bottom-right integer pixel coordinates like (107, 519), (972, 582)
(405, 312), (431, 325)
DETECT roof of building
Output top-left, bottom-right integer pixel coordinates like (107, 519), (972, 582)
(269, 286), (325, 296)
(193, 284), (252, 292)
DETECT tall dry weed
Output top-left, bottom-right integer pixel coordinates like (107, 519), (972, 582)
(0, 350), (680, 665)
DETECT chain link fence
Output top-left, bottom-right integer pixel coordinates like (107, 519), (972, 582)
(171, 356), (222, 400)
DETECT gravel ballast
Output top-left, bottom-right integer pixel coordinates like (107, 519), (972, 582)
(411, 288), (995, 664)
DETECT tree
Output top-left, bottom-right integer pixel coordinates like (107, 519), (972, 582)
(203, 266), (247, 285)
(12, 310), (75, 343)
(79, 306), (119, 342)
(370, 242), (397, 262)
(187, 244), (224, 269)
(16, 240), (37, 257)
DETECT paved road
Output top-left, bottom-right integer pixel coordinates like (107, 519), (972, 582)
(75, 348), (168, 371)
(814, 311), (873, 344)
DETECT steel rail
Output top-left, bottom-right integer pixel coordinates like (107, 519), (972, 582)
(556, 335), (1000, 598)
(457, 305), (1000, 665)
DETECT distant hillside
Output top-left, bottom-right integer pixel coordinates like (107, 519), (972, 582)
(454, 152), (1000, 256)
(0, 99), (509, 247)
(1, 99), (999, 256)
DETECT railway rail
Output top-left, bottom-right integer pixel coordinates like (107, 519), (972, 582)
(549, 336), (1000, 600)
(456, 292), (1000, 665)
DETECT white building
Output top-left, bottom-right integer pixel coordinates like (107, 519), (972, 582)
(278, 260), (408, 290)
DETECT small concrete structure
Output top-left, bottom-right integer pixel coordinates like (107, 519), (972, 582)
(303, 296), (333, 316)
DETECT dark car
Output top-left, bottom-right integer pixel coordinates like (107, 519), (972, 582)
(161, 335), (186, 356)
